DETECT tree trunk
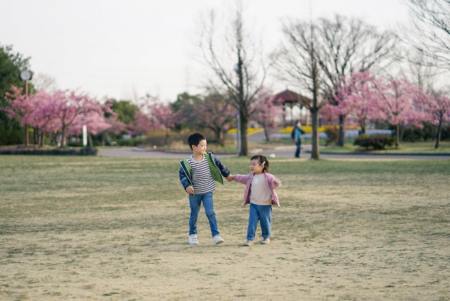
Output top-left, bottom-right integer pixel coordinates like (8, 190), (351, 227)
(395, 124), (400, 149)
(337, 114), (345, 146)
(310, 55), (320, 160)
(24, 125), (29, 147)
(263, 126), (270, 142)
(39, 133), (44, 147)
(215, 128), (224, 146)
(434, 118), (442, 149)
(101, 133), (106, 146)
(311, 108), (320, 160)
(60, 127), (66, 148)
(32, 128), (37, 145)
(50, 133), (57, 146)
(88, 134), (93, 147)
(360, 123), (366, 135)
(164, 130), (169, 146)
(239, 111), (248, 156)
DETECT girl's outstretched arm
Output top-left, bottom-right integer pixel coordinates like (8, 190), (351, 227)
(233, 174), (251, 184)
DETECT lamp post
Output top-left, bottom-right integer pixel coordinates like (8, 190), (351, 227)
(234, 63), (241, 155)
(20, 69), (33, 146)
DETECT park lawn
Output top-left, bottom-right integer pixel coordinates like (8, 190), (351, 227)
(0, 156), (449, 300)
(321, 141), (450, 154)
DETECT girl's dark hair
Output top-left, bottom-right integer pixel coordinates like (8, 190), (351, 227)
(187, 133), (205, 150)
(250, 155), (269, 172)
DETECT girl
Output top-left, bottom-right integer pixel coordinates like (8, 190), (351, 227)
(230, 155), (281, 246)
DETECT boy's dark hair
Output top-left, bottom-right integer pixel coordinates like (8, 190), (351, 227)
(187, 133), (206, 150)
(250, 155), (269, 172)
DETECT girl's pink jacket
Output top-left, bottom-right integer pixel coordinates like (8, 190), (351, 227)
(234, 172), (281, 206)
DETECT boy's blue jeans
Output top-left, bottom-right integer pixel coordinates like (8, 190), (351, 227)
(247, 203), (272, 241)
(295, 141), (301, 158)
(188, 192), (220, 237)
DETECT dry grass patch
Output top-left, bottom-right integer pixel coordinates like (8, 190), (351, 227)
(0, 156), (449, 300)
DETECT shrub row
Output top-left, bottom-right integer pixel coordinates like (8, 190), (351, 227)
(354, 135), (394, 150)
(0, 147), (97, 156)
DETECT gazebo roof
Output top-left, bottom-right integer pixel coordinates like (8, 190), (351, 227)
(271, 89), (311, 106)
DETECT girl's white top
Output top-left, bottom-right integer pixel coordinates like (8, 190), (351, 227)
(250, 174), (272, 205)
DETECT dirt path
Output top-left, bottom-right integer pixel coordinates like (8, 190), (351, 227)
(98, 147), (450, 160)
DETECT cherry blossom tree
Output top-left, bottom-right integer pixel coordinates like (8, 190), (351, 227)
(423, 91), (450, 148)
(373, 78), (425, 148)
(251, 90), (283, 142)
(149, 101), (179, 146)
(48, 91), (112, 147)
(193, 93), (235, 145)
(337, 72), (381, 134)
(127, 100), (176, 138)
(21, 91), (60, 146)
(5, 89), (112, 148)
(148, 102), (176, 130)
(170, 91), (235, 145)
(68, 101), (111, 145)
(102, 101), (127, 136)
(127, 110), (151, 136)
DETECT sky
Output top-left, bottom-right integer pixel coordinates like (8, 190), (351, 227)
(1, 0), (411, 102)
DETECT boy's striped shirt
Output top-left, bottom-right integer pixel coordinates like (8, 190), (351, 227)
(188, 155), (215, 194)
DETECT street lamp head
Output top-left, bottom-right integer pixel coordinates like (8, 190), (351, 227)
(20, 69), (33, 81)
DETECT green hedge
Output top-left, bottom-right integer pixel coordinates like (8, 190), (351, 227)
(0, 147), (97, 156)
(354, 134), (394, 150)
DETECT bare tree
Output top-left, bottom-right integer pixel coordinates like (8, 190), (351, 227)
(402, 48), (446, 93)
(273, 20), (324, 160)
(315, 15), (398, 146)
(199, 2), (267, 156)
(404, 50), (450, 150)
(31, 73), (57, 92)
(407, 0), (450, 70)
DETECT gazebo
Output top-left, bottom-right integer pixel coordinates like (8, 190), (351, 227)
(271, 89), (311, 126)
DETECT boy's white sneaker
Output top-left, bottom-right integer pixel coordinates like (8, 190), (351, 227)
(261, 238), (271, 245)
(188, 234), (199, 245)
(244, 240), (253, 246)
(212, 235), (224, 245)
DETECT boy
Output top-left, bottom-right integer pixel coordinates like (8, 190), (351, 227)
(291, 120), (305, 158)
(178, 133), (231, 245)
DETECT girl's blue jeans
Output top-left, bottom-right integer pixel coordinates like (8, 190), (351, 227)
(188, 192), (220, 237)
(247, 203), (272, 241)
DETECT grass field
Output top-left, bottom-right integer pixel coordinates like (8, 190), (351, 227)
(1, 156), (449, 300)
(320, 141), (450, 154)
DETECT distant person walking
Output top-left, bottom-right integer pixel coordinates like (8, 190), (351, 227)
(291, 121), (305, 158)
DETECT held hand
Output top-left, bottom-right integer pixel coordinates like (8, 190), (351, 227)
(226, 175), (234, 182)
(241, 202), (246, 208)
(185, 186), (194, 194)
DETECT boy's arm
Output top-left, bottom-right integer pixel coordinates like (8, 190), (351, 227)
(212, 154), (231, 177)
(178, 165), (191, 190)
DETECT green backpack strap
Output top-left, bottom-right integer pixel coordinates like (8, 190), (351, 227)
(180, 159), (193, 181)
(207, 153), (224, 184)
